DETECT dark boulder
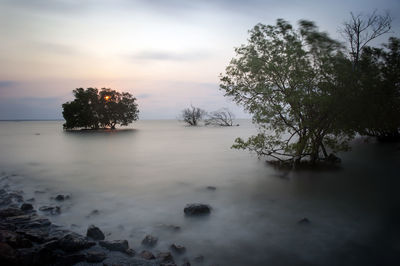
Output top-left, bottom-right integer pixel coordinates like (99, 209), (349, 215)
(157, 251), (174, 263)
(141, 234), (158, 247)
(182, 258), (191, 266)
(184, 204), (211, 216)
(0, 230), (32, 248)
(20, 203), (34, 211)
(139, 250), (155, 260)
(16, 229), (48, 244)
(125, 248), (136, 256)
(55, 195), (65, 201)
(63, 253), (86, 265)
(86, 225), (105, 240)
(86, 251), (107, 263)
(39, 205), (61, 215)
(0, 208), (25, 218)
(206, 186), (216, 190)
(298, 217), (310, 224)
(99, 240), (129, 252)
(170, 243), (186, 254)
(0, 242), (17, 265)
(57, 233), (95, 252)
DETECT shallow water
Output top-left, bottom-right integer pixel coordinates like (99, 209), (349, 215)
(0, 120), (399, 265)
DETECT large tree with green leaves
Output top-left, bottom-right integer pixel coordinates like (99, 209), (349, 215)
(62, 88), (139, 129)
(220, 19), (354, 165)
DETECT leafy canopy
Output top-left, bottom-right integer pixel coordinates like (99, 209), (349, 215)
(62, 88), (139, 129)
(220, 19), (354, 164)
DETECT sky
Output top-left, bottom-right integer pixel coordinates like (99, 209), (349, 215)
(0, 0), (399, 120)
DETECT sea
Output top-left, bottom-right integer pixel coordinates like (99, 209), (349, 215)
(0, 120), (399, 266)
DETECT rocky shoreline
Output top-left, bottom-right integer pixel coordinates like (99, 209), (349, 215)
(0, 183), (212, 266)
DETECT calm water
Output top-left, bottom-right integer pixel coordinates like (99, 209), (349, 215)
(0, 120), (399, 266)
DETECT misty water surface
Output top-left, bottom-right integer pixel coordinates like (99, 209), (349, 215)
(0, 120), (399, 266)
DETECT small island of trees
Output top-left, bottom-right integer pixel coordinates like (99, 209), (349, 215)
(62, 88), (139, 130)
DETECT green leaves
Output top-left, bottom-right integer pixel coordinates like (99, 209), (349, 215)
(62, 88), (139, 130)
(220, 19), (353, 164)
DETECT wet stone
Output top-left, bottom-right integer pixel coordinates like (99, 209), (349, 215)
(170, 243), (186, 254)
(157, 251), (175, 263)
(55, 195), (65, 201)
(139, 250), (155, 260)
(16, 229), (49, 243)
(0, 230), (32, 248)
(0, 207), (25, 218)
(125, 248), (136, 256)
(86, 224), (105, 240)
(184, 204), (211, 216)
(298, 217), (310, 224)
(142, 234), (158, 247)
(57, 233), (95, 252)
(86, 251), (107, 263)
(20, 203), (34, 211)
(99, 240), (129, 252)
(39, 205), (61, 215)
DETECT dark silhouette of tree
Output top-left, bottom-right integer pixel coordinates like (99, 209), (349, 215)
(340, 10), (392, 69)
(220, 19), (354, 165)
(180, 105), (206, 126)
(356, 37), (400, 140)
(62, 88), (139, 129)
(205, 108), (235, 126)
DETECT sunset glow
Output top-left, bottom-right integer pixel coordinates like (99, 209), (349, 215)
(0, 0), (399, 120)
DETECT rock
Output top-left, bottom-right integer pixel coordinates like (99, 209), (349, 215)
(125, 248), (136, 256)
(42, 239), (59, 250)
(99, 240), (129, 252)
(0, 208), (25, 218)
(16, 229), (49, 243)
(157, 224), (181, 231)
(39, 205), (61, 215)
(86, 225), (105, 240)
(0, 242), (17, 264)
(86, 251), (107, 263)
(141, 234), (158, 247)
(298, 217), (310, 224)
(182, 258), (191, 266)
(206, 186), (216, 190)
(55, 195), (65, 201)
(26, 198), (35, 202)
(20, 216), (51, 228)
(57, 233), (95, 252)
(0, 230), (32, 248)
(157, 251), (174, 263)
(63, 253), (86, 265)
(194, 255), (204, 262)
(89, 209), (99, 215)
(8, 192), (23, 203)
(5, 214), (33, 225)
(170, 243), (186, 254)
(139, 250), (155, 260)
(184, 204), (211, 216)
(20, 203), (34, 211)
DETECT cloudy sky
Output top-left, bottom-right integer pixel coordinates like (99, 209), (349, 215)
(0, 0), (399, 120)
